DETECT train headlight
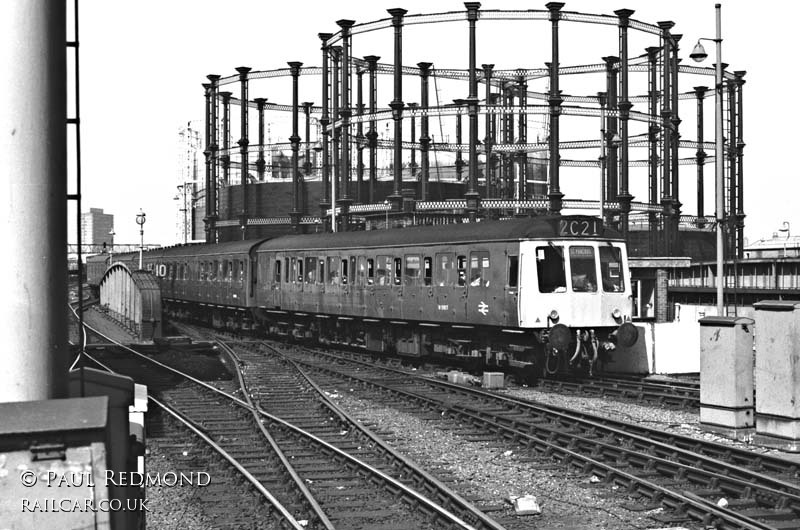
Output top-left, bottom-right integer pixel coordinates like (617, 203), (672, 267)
(611, 308), (622, 321)
(548, 310), (559, 323)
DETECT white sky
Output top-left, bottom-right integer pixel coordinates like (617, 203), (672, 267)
(73, 0), (796, 246)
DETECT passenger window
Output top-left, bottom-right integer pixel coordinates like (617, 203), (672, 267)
(274, 259), (281, 283)
(318, 259), (325, 284)
(404, 255), (420, 285)
(376, 255), (391, 285)
(341, 258), (349, 285)
(284, 258), (290, 283)
(305, 257), (316, 283)
(327, 256), (340, 284)
(367, 258), (375, 285)
(357, 257), (367, 286)
(239, 260), (245, 282)
(423, 257), (432, 286)
(290, 258), (297, 283)
(507, 255), (519, 288)
(469, 251), (490, 287)
(600, 246), (624, 292)
(457, 255), (467, 287)
(350, 256), (356, 285)
(393, 258), (402, 286)
(435, 253), (455, 286)
(297, 258), (304, 283)
(222, 261), (229, 281)
(536, 245), (566, 293)
(569, 246), (597, 293)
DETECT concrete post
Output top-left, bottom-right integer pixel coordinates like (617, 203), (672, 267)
(1, 1), (68, 401)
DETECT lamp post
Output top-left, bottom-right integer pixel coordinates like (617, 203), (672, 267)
(384, 199), (389, 229)
(136, 209), (146, 270)
(690, 3), (724, 315)
(108, 229), (115, 263)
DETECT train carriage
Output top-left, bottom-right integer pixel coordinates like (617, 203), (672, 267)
(251, 215), (637, 376)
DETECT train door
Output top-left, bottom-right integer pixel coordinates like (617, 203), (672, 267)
(518, 241), (568, 328)
(465, 250), (492, 324)
(433, 252), (463, 323)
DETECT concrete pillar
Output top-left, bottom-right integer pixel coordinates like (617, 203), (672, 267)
(1, 1), (68, 401)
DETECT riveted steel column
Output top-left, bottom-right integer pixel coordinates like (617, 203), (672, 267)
(603, 56), (619, 204)
(235, 67), (250, 239)
(203, 82), (213, 243)
(388, 8), (407, 213)
(734, 71), (746, 258)
(727, 73), (737, 257)
(482, 64), (494, 197)
(303, 101), (313, 214)
(670, 33), (682, 220)
(694, 86), (708, 220)
(546, 2), (565, 214)
(338, 19), (355, 231)
(502, 87), (513, 197)
(408, 102), (418, 181)
(517, 75), (527, 202)
(356, 68), (365, 203)
(289, 62), (303, 232)
(331, 46), (341, 229)
(615, 9), (634, 239)
(365, 55), (380, 204)
(207, 74), (221, 243)
(657, 21), (674, 254)
(319, 34), (333, 231)
(465, 1), (481, 222)
(1, 0), (67, 400)
(255, 98), (267, 183)
(419, 62), (432, 202)
(646, 46), (660, 254)
(454, 99), (465, 183)
(221, 91), (232, 186)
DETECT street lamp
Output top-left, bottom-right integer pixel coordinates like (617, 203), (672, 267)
(135, 209), (146, 270)
(108, 229), (115, 263)
(690, 3), (725, 315)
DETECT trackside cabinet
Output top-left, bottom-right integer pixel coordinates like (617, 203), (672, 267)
(0, 397), (111, 529)
(698, 316), (755, 440)
(753, 301), (800, 451)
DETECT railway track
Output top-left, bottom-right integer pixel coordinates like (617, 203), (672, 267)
(74, 312), (509, 529)
(282, 345), (800, 530)
(536, 372), (700, 408)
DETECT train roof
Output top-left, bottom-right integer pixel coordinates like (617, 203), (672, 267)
(256, 216), (623, 253)
(152, 239), (266, 258)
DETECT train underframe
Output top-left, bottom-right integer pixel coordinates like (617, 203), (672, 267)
(164, 299), (629, 381)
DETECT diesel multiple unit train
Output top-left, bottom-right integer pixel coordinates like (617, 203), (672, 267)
(87, 215), (637, 377)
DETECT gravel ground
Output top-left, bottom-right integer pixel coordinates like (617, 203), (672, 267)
(327, 388), (672, 530)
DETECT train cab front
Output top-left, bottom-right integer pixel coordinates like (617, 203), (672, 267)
(517, 227), (638, 377)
